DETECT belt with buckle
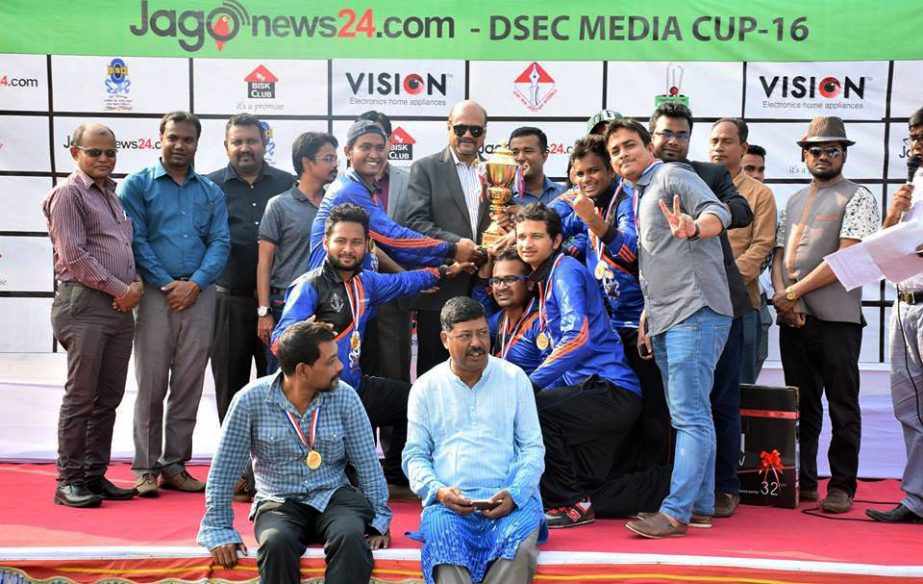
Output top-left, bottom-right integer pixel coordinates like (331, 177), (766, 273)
(899, 290), (923, 305)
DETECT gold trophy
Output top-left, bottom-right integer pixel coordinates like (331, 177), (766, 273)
(480, 142), (519, 248)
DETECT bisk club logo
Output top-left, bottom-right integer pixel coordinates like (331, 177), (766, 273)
(130, 0), (249, 52)
(389, 127), (416, 162)
(104, 58), (133, 112)
(259, 120), (277, 163)
(513, 62), (556, 112)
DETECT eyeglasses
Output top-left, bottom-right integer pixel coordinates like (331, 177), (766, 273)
(652, 130), (690, 142)
(805, 146), (843, 159)
(903, 134), (923, 146)
(489, 275), (529, 288)
(452, 124), (485, 138)
(449, 329), (490, 344)
(314, 155), (338, 164)
(75, 146), (117, 158)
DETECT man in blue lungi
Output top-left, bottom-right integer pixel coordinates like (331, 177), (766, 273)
(403, 296), (547, 584)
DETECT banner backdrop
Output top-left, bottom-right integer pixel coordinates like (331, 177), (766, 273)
(0, 1), (921, 362)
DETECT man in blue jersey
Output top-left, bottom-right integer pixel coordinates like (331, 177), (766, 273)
(515, 203), (642, 529)
(273, 204), (469, 486)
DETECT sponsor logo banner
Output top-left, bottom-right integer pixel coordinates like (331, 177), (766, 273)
(332, 59), (464, 116)
(606, 61), (742, 118)
(193, 58), (326, 115)
(0, 53), (48, 111)
(470, 60), (600, 117)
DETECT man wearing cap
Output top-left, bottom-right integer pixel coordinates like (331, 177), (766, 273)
(772, 116), (879, 514)
(587, 110), (623, 136)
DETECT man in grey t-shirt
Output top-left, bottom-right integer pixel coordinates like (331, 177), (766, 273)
(257, 132), (339, 372)
(605, 119), (733, 539)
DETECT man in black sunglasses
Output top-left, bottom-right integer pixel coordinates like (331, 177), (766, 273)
(405, 100), (489, 378)
(772, 116), (880, 515)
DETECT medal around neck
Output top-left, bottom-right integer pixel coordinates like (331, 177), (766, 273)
(536, 331), (549, 350)
(306, 450), (323, 470)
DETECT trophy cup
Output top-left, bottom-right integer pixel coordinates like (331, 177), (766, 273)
(479, 142), (519, 248)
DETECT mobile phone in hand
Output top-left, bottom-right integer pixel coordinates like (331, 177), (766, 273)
(470, 499), (500, 511)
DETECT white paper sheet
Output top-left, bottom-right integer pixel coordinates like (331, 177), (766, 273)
(826, 220), (923, 290)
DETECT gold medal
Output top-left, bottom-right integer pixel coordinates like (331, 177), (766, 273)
(350, 330), (361, 351)
(595, 260), (607, 280)
(305, 450), (323, 470)
(536, 331), (549, 351)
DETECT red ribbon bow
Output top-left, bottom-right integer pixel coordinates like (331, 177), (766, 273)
(758, 449), (783, 473)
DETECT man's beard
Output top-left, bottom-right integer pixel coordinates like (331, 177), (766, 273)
(809, 166), (840, 180)
(328, 253), (360, 271)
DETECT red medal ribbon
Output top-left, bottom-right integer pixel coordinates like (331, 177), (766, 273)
(590, 183), (624, 265)
(537, 254), (565, 334)
(499, 298), (536, 359)
(342, 277), (363, 338)
(285, 408), (320, 452)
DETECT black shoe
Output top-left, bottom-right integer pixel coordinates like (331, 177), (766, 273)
(54, 482), (103, 508)
(866, 504), (923, 524)
(86, 476), (138, 500)
(714, 492), (740, 518)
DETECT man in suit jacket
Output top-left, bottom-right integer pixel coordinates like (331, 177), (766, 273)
(405, 100), (488, 377)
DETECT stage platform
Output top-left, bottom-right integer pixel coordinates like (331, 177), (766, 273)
(1, 463), (921, 583)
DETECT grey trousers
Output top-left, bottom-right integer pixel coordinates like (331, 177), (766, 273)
(51, 282), (134, 484)
(434, 528), (540, 584)
(891, 299), (923, 516)
(132, 284), (215, 477)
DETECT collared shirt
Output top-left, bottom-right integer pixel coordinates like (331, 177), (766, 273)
(259, 185), (321, 289)
(512, 175), (566, 206)
(402, 356), (545, 508)
(42, 170), (137, 297)
(633, 161), (733, 336)
(119, 160), (230, 290)
(450, 148), (482, 238)
(198, 373), (391, 551)
(727, 170), (777, 310)
(206, 162), (294, 290)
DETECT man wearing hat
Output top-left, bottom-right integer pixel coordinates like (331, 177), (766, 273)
(587, 110), (623, 136)
(771, 116), (880, 514)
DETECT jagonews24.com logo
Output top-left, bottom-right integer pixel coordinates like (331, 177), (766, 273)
(129, 0), (250, 52)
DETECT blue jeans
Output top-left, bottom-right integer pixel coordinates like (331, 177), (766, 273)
(652, 307), (732, 523)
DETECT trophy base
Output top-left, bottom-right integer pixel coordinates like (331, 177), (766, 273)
(480, 230), (504, 248)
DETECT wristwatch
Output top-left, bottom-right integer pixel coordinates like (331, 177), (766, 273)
(257, 306), (270, 317)
(687, 221), (701, 241)
(784, 286), (798, 302)
(438, 265), (448, 279)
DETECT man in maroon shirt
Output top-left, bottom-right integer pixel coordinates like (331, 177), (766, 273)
(43, 123), (144, 508)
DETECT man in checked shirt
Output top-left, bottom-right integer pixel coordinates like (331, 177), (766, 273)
(198, 320), (391, 584)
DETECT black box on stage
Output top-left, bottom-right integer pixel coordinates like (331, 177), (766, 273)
(738, 384), (799, 509)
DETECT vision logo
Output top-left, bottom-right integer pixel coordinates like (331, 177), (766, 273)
(345, 72), (448, 96)
(129, 0), (250, 52)
(389, 127), (415, 161)
(104, 58), (133, 112)
(246, 65), (278, 99)
(759, 75), (867, 100)
(655, 63), (689, 107)
(512, 62), (556, 112)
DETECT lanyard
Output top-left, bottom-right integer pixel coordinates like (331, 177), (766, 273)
(499, 298), (536, 359)
(537, 254), (565, 333)
(591, 183), (623, 263)
(342, 277), (363, 338)
(285, 408), (320, 452)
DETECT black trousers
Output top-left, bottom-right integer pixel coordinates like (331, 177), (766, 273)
(536, 376), (643, 508)
(780, 316), (862, 496)
(415, 309), (449, 378)
(357, 376), (411, 486)
(51, 282), (134, 484)
(711, 316), (743, 495)
(619, 327), (672, 469)
(591, 464), (673, 518)
(212, 291), (267, 422)
(253, 486), (375, 584)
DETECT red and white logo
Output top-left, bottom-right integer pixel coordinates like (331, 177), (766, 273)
(389, 127), (416, 161)
(245, 65), (278, 99)
(513, 62), (557, 112)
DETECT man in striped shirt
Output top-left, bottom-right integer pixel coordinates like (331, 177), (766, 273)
(44, 123), (143, 508)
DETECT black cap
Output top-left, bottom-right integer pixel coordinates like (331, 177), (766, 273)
(347, 119), (387, 146)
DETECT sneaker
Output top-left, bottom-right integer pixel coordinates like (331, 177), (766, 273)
(637, 511), (713, 528)
(714, 492), (740, 518)
(135, 473), (159, 498)
(159, 470), (206, 492)
(544, 499), (595, 529)
(820, 487), (853, 514)
(626, 511), (688, 539)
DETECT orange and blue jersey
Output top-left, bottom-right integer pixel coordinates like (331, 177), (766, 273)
(308, 169), (451, 271)
(472, 282), (550, 377)
(529, 252), (640, 394)
(272, 259), (442, 389)
(548, 180), (643, 329)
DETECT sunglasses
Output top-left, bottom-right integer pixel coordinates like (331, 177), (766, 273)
(452, 124), (485, 138)
(489, 275), (529, 287)
(903, 133), (923, 146)
(805, 146), (843, 159)
(76, 146), (117, 158)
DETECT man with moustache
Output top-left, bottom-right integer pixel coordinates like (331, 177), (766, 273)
(273, 204), (470, 487)
(207, 114), (294, 422)
(709, 119), (777, 384)
(515, 204), (641, 529)
(405, 100), (489, 377)
(44, 123), (141, 507)
(648, 102), (752, 518)
(258, 132), (339, 374)
(120, 111), (230, 498)
(742, 144), (767, 184)
(772, 117), (879, 514)
(606, 119), (732, 538)
(198, 321), (392, 584)
(509, 126), (566, 206)
(402, 297), (546, 584)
